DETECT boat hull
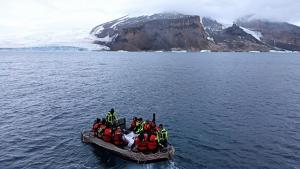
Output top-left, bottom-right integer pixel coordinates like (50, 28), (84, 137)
(81, 130), (175, 163)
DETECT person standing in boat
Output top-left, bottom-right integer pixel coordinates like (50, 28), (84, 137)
(157, 124), (169, 148)
(106, 108), (118, 126)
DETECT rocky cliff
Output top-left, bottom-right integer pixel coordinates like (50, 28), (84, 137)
(236, 19), (300, 51)
(91, 13), (211, 51)
(90, 13), (300, 52)
(203, 18), (271, 52)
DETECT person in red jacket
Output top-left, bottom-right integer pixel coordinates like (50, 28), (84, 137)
(147, 133), (158, 153)
(129, 117), (137, 131)
(113, 126), (128, 146)
(143, 120), (151, 133)
(134, 133), (148, 152)
(97, 119), (106, 139)
(103, 126), (112, 142)
(92, 118), (101, 137)
(149, 120), (156, 133)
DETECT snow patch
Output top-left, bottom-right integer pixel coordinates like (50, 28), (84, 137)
(207, 37), (214, 42)
(94, 25), (104, 34)
(110, 16), (129, 30)
(200, 50), (211, 52)
(91, 34), (117, 43)
(240, 27), (263, 41)
(269, 50), (299, 53)
(222, 23), (232, 29)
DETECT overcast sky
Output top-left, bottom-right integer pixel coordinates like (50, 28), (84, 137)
(1, 0), (300, 46)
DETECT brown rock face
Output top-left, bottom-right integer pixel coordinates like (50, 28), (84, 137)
(90, 13), (300, 52)
(111, 16), (209, 51)
(211, 24), (271, 52)
(91, 13), (210, 51)
(236, 19), (300, 51)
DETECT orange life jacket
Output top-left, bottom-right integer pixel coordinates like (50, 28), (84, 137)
(143, 123), (151, 132)
(93, 123), (99, 132)
(103, 128), (112, 142)
(147, 134), (158, 151)
(97, 124), (106, 138)
(135, 134), (148, 152)
(149, 121), (156, 133)
(113, 129), (122, 145)
(130, 120), (136, 130)
(93, 123), (101, 137)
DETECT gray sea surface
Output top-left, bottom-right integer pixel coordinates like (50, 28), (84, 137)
(0, 51), (299, 169)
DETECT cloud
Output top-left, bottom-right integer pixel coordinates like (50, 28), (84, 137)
(0, 0), (300, 46)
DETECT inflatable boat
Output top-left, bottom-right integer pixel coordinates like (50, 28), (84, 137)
(81, 118), (175, 163)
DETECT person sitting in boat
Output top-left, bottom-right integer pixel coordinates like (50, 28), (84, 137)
(143, 120), (151, 133)
(103, 125), (113, 142)
(134, 118), (144, 134)
(97, 118), (106, 139)
(147, 133), (158, 153)
(157, 124), (168, 148)
(113, 126), (128, 147)
(92, 118), (101, 137)
(106, 108), (118, 126)
(129, 117), (138, 131)
(149, 120), (156, 134)
(134, 133), (148, 152)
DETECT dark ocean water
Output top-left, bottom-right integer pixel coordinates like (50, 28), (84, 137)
(0, 51), (300, 169)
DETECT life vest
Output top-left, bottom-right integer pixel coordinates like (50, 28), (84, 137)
(106, 112), (117, 125)
(93, 123), (100, 136)
(147, 134), (158, 151)
(157, 128), (168, 143)
(92, 123), (99, 132)
(155, 126), (161, 132)
(113, 129), (122, 145)
(135, 134), (148, 152)
(143, 123), (151, 133)
(135, 121), (143, 134)
(149, 121), (156, 133)
(161, 129), (168, 141)
(130, 120), (136, 130)
(97, 124), (106, 138)
(103, 128), (112, 142)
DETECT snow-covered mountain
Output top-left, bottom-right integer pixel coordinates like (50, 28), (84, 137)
(89, 13), (280, 51)
(89, 13), (211, 51)
(2, 12), (300, 52)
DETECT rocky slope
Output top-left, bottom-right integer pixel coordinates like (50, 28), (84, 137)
(203, 18), (271, 52)
(91, 13), (212, 51)
(90, 13), (300, 52)
(236, 19), (300, 51)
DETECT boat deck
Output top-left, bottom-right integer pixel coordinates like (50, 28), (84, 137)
(81, 130), (175, 163)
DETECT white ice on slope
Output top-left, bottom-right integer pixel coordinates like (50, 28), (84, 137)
(0, 28), (110, 50)
(240, 27), (263, 41)
(207, 36), (214, 42)
(94, 25), (104, 34)
(110, 16), (129, 30)
(89, 34), (118, 43)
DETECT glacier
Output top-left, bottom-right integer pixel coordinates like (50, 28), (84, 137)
(0, 28), (109, 51)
